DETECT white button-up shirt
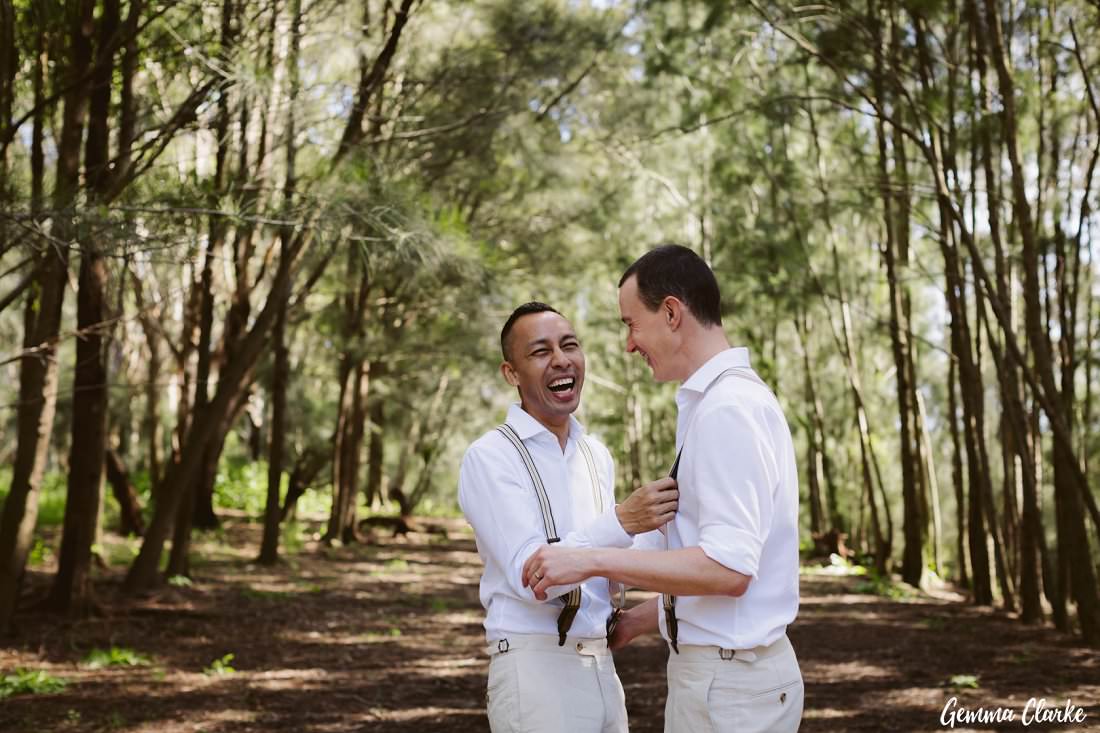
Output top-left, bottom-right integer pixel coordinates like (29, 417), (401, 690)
(459, 403), (633, 641)
(655, 347), (800, 649)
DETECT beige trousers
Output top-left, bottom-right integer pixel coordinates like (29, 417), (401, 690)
(664, 634), (803, 733)
(486, 634), (629, 733)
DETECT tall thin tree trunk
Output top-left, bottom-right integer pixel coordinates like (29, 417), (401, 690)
(259, 0), (300, 565)
(48, 0), (121, 617)
(0, 0), (95, 632)
(947, 343), (969, 587)
(259, 298), (288, 565)
(365, 394), (385, 509)
(795, 310), (825, 536)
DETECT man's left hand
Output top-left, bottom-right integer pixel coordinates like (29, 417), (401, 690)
(522, 545), (596, 601)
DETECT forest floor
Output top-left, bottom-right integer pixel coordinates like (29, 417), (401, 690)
(2, 516), (1099, 733)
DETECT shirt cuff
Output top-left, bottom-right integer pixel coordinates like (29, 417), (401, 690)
(699, 526), (763, 578)
(586, 507), (634, 548)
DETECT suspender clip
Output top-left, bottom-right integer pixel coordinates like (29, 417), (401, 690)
(497, 638), (510, 654)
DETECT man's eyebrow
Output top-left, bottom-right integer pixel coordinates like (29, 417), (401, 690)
(525, 338), (551, 350)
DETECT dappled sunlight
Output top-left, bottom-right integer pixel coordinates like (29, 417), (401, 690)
(6, 529), (1100, 732)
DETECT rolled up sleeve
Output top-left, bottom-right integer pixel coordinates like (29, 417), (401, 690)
(689, 404), (778, 579)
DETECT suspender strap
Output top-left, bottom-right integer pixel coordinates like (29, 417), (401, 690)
(495, 424), (605, 645)
(496, 424), (560, 542)
(661, 366), (766, 654)
(578, 438), (626, 632)
(662, 447), (682, 653)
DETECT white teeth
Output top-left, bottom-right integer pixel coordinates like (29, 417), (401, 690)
(549, 378), (574, 388)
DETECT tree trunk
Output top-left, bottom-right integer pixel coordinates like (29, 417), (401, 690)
(47, 248), (110, 615)
(365, 396), (385, 509)
(947, 338), (969, 587)
(871, 55), (923, 585)
(259, 0), (302, 563)
(105, 449), (144, 536)
(259, 298), (288, 565)
(0, 0), (95, 632)
(794, 309), (826, 535)
(47, 0), (121, 618)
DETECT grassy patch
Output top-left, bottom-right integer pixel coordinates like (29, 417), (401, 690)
(853, 570), (915, 600)
(364, 627), (403, 641)
(82, 646), (152, 669)
(427, 597), (452, 612)
(202, 653), (236, 676)
(947, 673), (980, 690)
(0, 470), (68, 529)
(0, 668), (68, 698)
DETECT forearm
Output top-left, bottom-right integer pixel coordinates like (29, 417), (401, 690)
(592, 547), (750, 597)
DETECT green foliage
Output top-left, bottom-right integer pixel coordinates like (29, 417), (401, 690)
(202, 654), (236, 677)
(947, 674), (980, 690)
(28, 537), (54, 566)
(0, 471), (68, 530)
(167, 575), (193, 588)
(853, 570), (914, 600)
(215, 459), (272, 518)
(0, 668), (68, 698)
(82, 647), (151, 669)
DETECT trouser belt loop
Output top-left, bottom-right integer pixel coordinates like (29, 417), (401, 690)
(497, 638), (510, 654)
(719, 648), (735, 661)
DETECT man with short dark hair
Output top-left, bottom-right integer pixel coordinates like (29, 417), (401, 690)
(460, 302), (679, 733)
(523, 247), (804, 733)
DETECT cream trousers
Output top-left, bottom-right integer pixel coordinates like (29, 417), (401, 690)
(485, 634), (629, 733)
(664, 634), (803, 733)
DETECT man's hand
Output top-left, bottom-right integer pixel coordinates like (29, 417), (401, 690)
(522, 545), (597, 601)
(609, 596), (659, 651)
(615, 477), (678, 535)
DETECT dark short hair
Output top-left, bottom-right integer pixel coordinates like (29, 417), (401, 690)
(619, 244), (722, 326)
(500, 302), (561, 361)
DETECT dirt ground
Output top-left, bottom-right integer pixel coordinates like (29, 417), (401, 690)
(2, 518), (1099, 732)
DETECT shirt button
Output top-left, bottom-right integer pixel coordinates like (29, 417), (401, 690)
(576, 642), (584, 652)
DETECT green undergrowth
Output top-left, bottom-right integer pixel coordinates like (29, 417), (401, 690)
(82, 646), (152, 669)
(0, 668), (68, 699)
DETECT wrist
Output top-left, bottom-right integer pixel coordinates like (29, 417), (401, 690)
(614, 504), (636, 536)
(585, 548), (605, 580)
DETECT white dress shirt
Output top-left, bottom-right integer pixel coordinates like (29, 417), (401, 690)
(459, 403), (633, 641)
(654, 347), (801, 649)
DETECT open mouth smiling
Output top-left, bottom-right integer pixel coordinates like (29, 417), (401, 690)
(548, 377), (576, 393)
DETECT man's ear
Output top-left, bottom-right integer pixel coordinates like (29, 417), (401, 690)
(500, 360), (519, 387)
(663, 296), (684, 330)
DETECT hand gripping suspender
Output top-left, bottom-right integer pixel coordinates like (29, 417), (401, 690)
(662, 366), (767, 654)
(495, 424), (621, 645)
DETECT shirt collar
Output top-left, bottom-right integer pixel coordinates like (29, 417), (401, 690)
(679, 347), (752, 395)
(505, 402), (585, 442)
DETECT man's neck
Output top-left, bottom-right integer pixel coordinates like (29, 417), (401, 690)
(678, 327), (732, 382)
(520, 403), (571, 452)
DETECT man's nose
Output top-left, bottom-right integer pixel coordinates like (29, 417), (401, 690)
(625, 334), (637, 353)
(550, 347), (570, 367)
